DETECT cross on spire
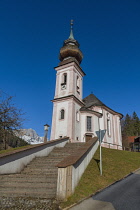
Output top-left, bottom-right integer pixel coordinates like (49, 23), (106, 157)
(69, 19), (74, 39)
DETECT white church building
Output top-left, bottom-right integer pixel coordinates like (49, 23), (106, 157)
(50, 22), (122, 149)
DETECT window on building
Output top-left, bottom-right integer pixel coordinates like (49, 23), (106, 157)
(61, 73), (67, 90)
(76, 111), (80, 122)
(61, 73), (67, 85)
(64, 73), (67, 84)
(77, 76), (80, 94)
(60, 109), (65, 120)
(107, 113), (111, 136)
(87, 116), (92, 131)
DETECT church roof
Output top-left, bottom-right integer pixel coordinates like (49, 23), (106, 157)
(83, 93), (105, 107)
(81, 93), (123, 118)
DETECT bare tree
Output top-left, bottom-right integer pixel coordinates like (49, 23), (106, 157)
(0, 92), (24, 150)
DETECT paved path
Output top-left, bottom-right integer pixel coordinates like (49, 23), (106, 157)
(70, 169), (140, 210)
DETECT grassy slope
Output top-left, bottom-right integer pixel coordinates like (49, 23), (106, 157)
(61, 147), (140, 208)
(0, 145), (33, 155)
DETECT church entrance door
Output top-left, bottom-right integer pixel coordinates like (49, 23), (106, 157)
(86, 134), (92, 142)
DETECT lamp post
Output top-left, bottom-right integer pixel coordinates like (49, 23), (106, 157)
(44, 124), (50, 143)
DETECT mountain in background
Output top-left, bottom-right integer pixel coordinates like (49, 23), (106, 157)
(15, 129), (44, 145)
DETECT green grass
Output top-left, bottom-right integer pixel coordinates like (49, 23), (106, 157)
(0, 145), (33, 155)
(60, 147), (140, 208)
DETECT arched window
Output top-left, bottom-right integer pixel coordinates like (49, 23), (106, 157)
(76, 111), (80, 122)
(64, 73), (67, 84)
(60, 109), (65, 120)
(87, 116), (92, 131)
(61, 73), (67, 85)
(77, 76), (80, 94)
(61, 73), (67, 90)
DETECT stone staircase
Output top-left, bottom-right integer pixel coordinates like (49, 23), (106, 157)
(0, 143), (85, 200)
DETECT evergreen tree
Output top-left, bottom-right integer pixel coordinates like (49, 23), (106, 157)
(122, 114), (133, 136)
(121, 111), (140, 149)
(132, 111), (140, 136)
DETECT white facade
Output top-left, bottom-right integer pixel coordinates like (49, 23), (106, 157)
(51, 61), (85, 142)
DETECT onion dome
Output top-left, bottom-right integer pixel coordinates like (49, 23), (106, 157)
(59, 20), (83, 65)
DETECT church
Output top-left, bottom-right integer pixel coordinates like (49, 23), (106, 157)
(50, 22), (123, 149)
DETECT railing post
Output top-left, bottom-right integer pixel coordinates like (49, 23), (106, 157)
(57, 166), (73, 200)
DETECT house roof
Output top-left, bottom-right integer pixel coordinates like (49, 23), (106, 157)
(82, 93), (123, 118)
(127, 136), (137, 143)
(80, 107), (103, 117)
(134, 136), (140, 142)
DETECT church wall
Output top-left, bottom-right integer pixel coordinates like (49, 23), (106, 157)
(116, 115), (122, 149)
(54, 64), (83, 101)
(103, 109), (115, 146)
(51, 98), (83, 142)
(51, 100), (69, 139)
(80, 113), (88, 142)
(54, 67), (72, 99)
(50, 103), (57, 140)
(80, 112), (100, 142)
(74, 103), (81, 142)
(73, 68), (83, 101)
(99, 109), (122, 149)
(93, 115), (100, 136)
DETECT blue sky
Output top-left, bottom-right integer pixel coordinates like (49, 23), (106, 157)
(0, 0), (140, 137)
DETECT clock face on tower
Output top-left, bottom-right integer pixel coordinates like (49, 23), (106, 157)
(61, 84), (66, 90)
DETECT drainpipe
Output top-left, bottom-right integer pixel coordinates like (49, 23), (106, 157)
(98, 115), (102, 176)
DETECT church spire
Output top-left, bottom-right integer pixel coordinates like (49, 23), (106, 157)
(69, 20), (74, 39)
(59, 21), (83, 65)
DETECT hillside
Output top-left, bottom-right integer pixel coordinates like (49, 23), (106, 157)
(0, 128), (43, 151)
(61, 147), (140, 208)
(0, 131), (29, 150)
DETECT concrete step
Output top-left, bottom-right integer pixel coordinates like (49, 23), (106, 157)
(22, 167), (57, 173)
(25, 164), (58, 169)
(0, 185), (56, 192)
(28, 160), (63, 166)
(48, 154), (71, 157)
(0, 191), (56, 198)
(64, 143), (85, 148)
(0, 182), (57, 188)
(0, 176), (57, 183)
(0, 173), (57, 179)
(22, 171), (57, 175)
(0, 174), (57, 183)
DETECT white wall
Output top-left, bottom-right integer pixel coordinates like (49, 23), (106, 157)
(80, 112), (100, 142)
(55, 67), (71, 98)
(74, 103), (81, 142)
(98, 108), (122, 149)
(54, 63), (84, 101)
(72, 140), (99, 192)
(54, 100), (69, 139)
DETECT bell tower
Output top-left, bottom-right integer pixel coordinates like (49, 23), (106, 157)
(50, 21), (85, 141)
